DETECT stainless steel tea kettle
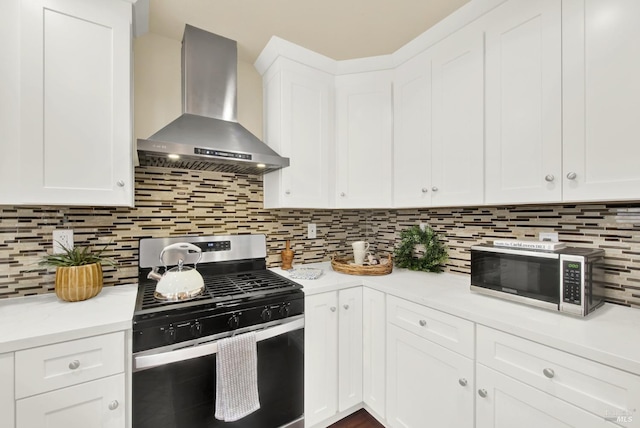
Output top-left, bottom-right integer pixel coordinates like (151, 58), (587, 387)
(148, 243), (205, 301)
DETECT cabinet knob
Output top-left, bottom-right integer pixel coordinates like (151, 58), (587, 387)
(545, 174), (555, 182)
(68, 360), (80, 370)
(419, 320), (427, 327)
(431, 186), (438, 192)
(116, 180), (125, 187)
(478, 389), (488, 398)
(340, 192), (346, 197)
(421, 188), (428, 193)
(330, 306), (337, 312)
(285, 190), (291, 195)
(566, 172), (577, 180)
(108, 400), (119, 411)
(458, 378), (468, 387)
(343, 304), (349, 310)
(543, 368), (555, 379)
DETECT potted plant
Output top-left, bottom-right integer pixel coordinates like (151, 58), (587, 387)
(40, 242), (117, 302)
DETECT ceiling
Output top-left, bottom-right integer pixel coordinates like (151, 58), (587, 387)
(149, 0), (471, 63)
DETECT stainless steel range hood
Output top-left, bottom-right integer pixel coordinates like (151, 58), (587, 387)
(137, 25), (289, 175)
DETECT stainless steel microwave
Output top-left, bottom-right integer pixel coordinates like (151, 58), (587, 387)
(470, 244), (605, 316)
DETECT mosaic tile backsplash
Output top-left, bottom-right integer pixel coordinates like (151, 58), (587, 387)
(2, 166), (640, 308)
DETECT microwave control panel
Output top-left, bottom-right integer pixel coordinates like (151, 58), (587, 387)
(562, 260), (582, 305)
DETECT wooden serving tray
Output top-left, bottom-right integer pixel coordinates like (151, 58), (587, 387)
(330, 254), (393, 276)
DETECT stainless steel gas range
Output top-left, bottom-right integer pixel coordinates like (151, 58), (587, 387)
(132, 234), (304, 428)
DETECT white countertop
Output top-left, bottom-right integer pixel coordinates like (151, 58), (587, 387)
(273, 263), (640, 376)
(0, 284), (138, 353)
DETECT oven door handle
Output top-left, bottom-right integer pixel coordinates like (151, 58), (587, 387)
(133, 316), (304, 371)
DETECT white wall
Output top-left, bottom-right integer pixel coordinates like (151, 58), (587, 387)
(133, 32), (263, 141)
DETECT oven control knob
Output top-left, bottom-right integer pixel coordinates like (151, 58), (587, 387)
(164, 327), (176, 344)
(190, 321), (203, 338)
(279, 304), (290, 317)
(228, 314), (240, 329)
(261, 308), (272, 322)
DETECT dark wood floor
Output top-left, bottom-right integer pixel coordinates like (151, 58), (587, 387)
(328, 409), (385, 428)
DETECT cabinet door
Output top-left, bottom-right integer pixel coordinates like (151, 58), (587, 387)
(393, 51), (431, 208)
(1, 353), (14, 428)
(338, 287), (363, 412)
(263, 58), (334, 208)
(0, 0), (21, 204)
(17, 373), (125, 428)
(20, 0), (133, 206)
(362, 288), (386, 418)
(335, 71), (393, 208)
(387, 325), (474, 428)
(563, 0), (640, 201)
(485, 0), (562, 204)
(476, 365), (619, 428)
(430, 22), (484, 206)
(305, 292), (339, 427)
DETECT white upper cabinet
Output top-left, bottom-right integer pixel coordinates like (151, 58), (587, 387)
(484, 0), (562, 204)
(20, 0), (134, 206)
(393, 22), (484, 208)
(0, 0), (21, 205)
(262, 58), (334, 208)
(335, 70), (393, 208)
(429, 22), (484, 207)
(562, 0), (640, 202)
(393, 50), (432, 208)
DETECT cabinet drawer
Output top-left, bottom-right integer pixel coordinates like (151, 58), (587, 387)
(16, 373), (125, 428)
(478, 326), (640, 425)
(15, 332), (124, 399)
(387, 295), (474, 358)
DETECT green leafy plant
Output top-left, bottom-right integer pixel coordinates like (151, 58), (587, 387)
(394, 225), (448, 272)
(39, 242), (117, 268)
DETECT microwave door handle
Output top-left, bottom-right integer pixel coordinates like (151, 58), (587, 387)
(133, 316), (304, 371)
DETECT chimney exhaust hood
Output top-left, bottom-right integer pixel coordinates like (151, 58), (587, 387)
(137, 25), (289, 175)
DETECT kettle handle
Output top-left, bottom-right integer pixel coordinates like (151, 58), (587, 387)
(160, 243), (203, 266)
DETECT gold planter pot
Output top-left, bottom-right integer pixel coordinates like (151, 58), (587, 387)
(55, 263), (103, 302)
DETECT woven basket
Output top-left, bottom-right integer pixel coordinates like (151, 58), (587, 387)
(331, 254), (393, 276)
(55, 263), (103, 302)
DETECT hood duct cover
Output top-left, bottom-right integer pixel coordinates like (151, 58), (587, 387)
(137, 25), (289, 175)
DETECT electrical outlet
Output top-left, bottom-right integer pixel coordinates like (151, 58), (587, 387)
(307, 223), (317, 239)
(539, 232), (559, 242)
(53, 229), (74, 254)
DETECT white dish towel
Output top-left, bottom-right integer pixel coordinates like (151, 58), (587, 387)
(214, 332), (260, 422)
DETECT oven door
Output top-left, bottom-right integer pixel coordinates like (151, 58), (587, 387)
(470, 247), (560, 310)
(132, 317), (304, 428)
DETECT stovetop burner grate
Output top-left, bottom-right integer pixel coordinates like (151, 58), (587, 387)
(136, 269), (301, 313)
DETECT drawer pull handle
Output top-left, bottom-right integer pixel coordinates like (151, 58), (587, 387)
(330, 306), (337, 312)
(108, 400), (119, 411)
(478, 389), (488, 398)
(419, 320), (427, 327)
(116, 180), (125, 187)
(543, 368), (555, 379)
(458, 378), (467, 387)
(68, 360), (80, 370)
(343, 304), (349, 310)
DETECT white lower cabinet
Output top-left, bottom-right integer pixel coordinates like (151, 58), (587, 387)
(16, 374), (125, 428)
(387, 324), (474, 428)
(1, 353), (14, 428)
(386, 296), (475, 428)
(476, 365), (617, 428)
(305, 287), (363, 427)
(5, 331), (128, 428)
(477, 325), (640, 427)
(362, 288), (386, 418)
